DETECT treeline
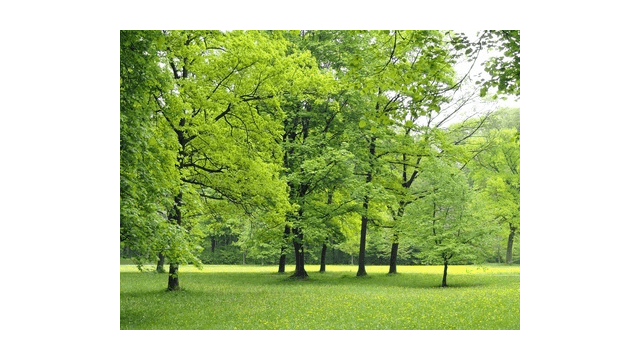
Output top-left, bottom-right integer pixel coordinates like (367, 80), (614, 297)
(122, 207), (520, 266)
(120, 30), (520, 289)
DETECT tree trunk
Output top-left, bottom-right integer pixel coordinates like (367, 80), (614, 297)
(356, 195), (371, 276)
(166, 192), (183, 290)
(357, 213), (368, 277)
(388, 204), (405, 274)
(506, 223), (516, 264)
(278, 252), (286, 273)
(389, 241), (399, 274)
(357, 136), (375, 277)
(291, 239), (308, 278)
(320, 192), (331, 273)
(441, 259), (448, 287)
(319, 243), (327, 272)
(156, 252), (166, 273)
(279, 228), (290, 273)
(167, 263), (180, 291)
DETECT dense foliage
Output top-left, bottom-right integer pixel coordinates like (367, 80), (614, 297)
(120, 30), (520, 289)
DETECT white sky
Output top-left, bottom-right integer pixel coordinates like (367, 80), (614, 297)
(430, 30), (519, 127)
(454, 30), (520, 106)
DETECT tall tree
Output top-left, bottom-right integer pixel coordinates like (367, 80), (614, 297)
(130, 30), (326, 289)
(342, 31), (458, 276)
(120, 30), (180, 271)
(280, 93), (355, 277)
(276, 31), (370, 278)
(334, 30), (472, 275)
(378, 28), (521, 272)
(404, 159), (494, 286)
(466, 120), (520, 264)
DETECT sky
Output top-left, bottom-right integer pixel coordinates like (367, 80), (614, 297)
(434, 30), (519, 127)
(453, 30), (520, 103)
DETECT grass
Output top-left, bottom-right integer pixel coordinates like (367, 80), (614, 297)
(120, 264), (519, 330)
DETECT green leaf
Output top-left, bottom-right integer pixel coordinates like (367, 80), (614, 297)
(359, 120), (366, 128)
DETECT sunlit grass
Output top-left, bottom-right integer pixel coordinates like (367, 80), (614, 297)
(120, 264), (519, 330)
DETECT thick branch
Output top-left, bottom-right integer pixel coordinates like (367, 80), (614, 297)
(181, 162), (226, 174)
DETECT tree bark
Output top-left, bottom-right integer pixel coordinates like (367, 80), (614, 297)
(156, 252), (166, 273)
(388, 241), (399, 274)
(388, 204), (405, 274)
(166, 192), (183, 291)
(278, 246), (286, 273)
(506, 223), (516, 264)
(319, 243), (327, 272)
(357, 212), (368, 277)
(441, 258), (448, 287)
(168, 263), (180, 291)
(357, 136), (375, 277)
(291, 238), (308, 278)
(320, 192), (331, 273)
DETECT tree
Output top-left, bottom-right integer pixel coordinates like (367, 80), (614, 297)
(466, 117), (520, 264)
(276, 31), (368, 278)
(120, 30), (181, 272)
(123, 30), (326, 290)
(295, 30), (496, 277)
(374, 44), (496, 275)
(280, 103), (357, 277)
(334, 212), (362, 265)
(346, 30), (458, 276)
(404, 159), (494, 286)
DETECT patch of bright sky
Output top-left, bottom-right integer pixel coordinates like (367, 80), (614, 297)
(425, 30), (519, 128)
(455, 30), (519, 104)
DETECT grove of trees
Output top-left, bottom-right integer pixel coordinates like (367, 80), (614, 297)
(120, 30), (520, 290)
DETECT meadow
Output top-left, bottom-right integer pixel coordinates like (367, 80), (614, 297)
(120, 264), (519, 330)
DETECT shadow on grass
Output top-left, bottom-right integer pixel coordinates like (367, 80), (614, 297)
(123, 268), (514, 295)
(206, 270), (485, 290)
(121, 288), (197, 298)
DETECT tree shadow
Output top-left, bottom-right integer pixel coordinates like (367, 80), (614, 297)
(122, 270), (495, 293)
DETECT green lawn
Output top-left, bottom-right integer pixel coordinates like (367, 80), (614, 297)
(120, 264), (519, 330)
